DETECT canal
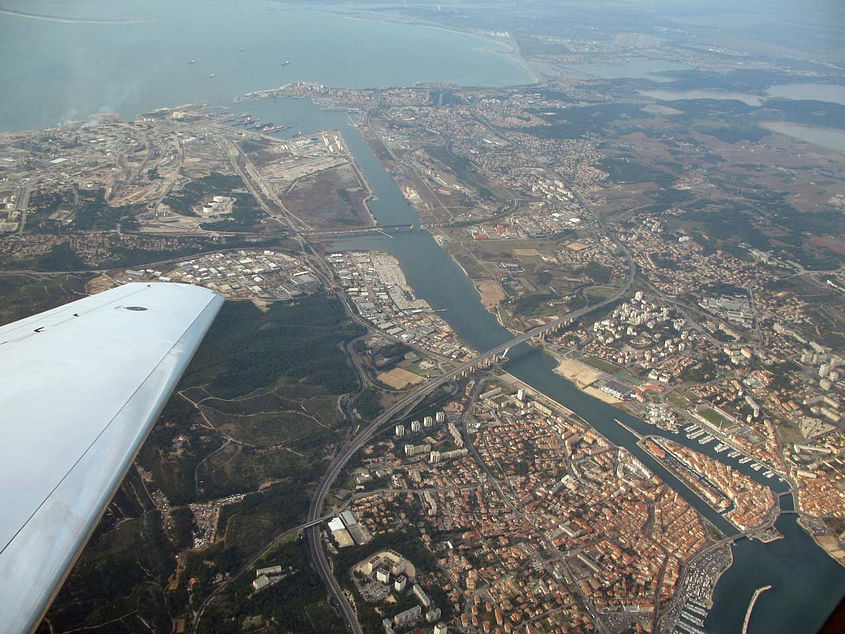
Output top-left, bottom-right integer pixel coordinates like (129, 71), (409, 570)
(246, 96), (845, 633)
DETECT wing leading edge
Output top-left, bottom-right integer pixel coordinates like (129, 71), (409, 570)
(0, 282), (223, 634)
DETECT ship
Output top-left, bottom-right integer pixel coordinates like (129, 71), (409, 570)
(209, 73), (216, 78)
(281, 60), (291, 66)
(189, 59), (196, 64)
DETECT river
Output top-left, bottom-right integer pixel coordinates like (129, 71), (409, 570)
(248, 96), (845, 633)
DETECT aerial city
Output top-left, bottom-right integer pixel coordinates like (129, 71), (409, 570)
(0, 0), (844, 632)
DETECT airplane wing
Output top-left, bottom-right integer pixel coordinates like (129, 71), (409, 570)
(0, 282), (223, 634)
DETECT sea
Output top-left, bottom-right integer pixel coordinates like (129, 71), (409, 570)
(0, 0), (532, 131)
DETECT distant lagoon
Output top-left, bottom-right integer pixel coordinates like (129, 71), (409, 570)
(640, 88), (765, 106)
(639, 82), (845, 108)
(559, 59), (690, 81)
(767, 82), (845, 106)
(764, 122), (845, 154)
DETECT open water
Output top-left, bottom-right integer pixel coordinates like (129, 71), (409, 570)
(0, 0), (532, 131)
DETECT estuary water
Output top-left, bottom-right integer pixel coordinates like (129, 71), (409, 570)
(1, 2), (843, 631)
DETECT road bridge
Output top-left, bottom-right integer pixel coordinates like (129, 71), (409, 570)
(302, 223), (431, 237)
(300, 216), (492, 238)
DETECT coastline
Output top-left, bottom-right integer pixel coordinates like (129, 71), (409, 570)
(797, 516), (845, 568)
(320, 5), (543, 86)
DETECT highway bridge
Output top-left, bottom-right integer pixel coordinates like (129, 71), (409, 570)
(301, 213), (518, 237)
(190, 513), (335, 633)
(302, 222), (439, 238)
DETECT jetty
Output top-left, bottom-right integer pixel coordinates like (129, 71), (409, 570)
(742, 585), (772, 633)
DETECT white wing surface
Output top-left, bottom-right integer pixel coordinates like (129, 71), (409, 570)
(0, 282), (223, 634)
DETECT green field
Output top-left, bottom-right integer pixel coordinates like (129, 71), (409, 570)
(667, 391), (692, 408)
